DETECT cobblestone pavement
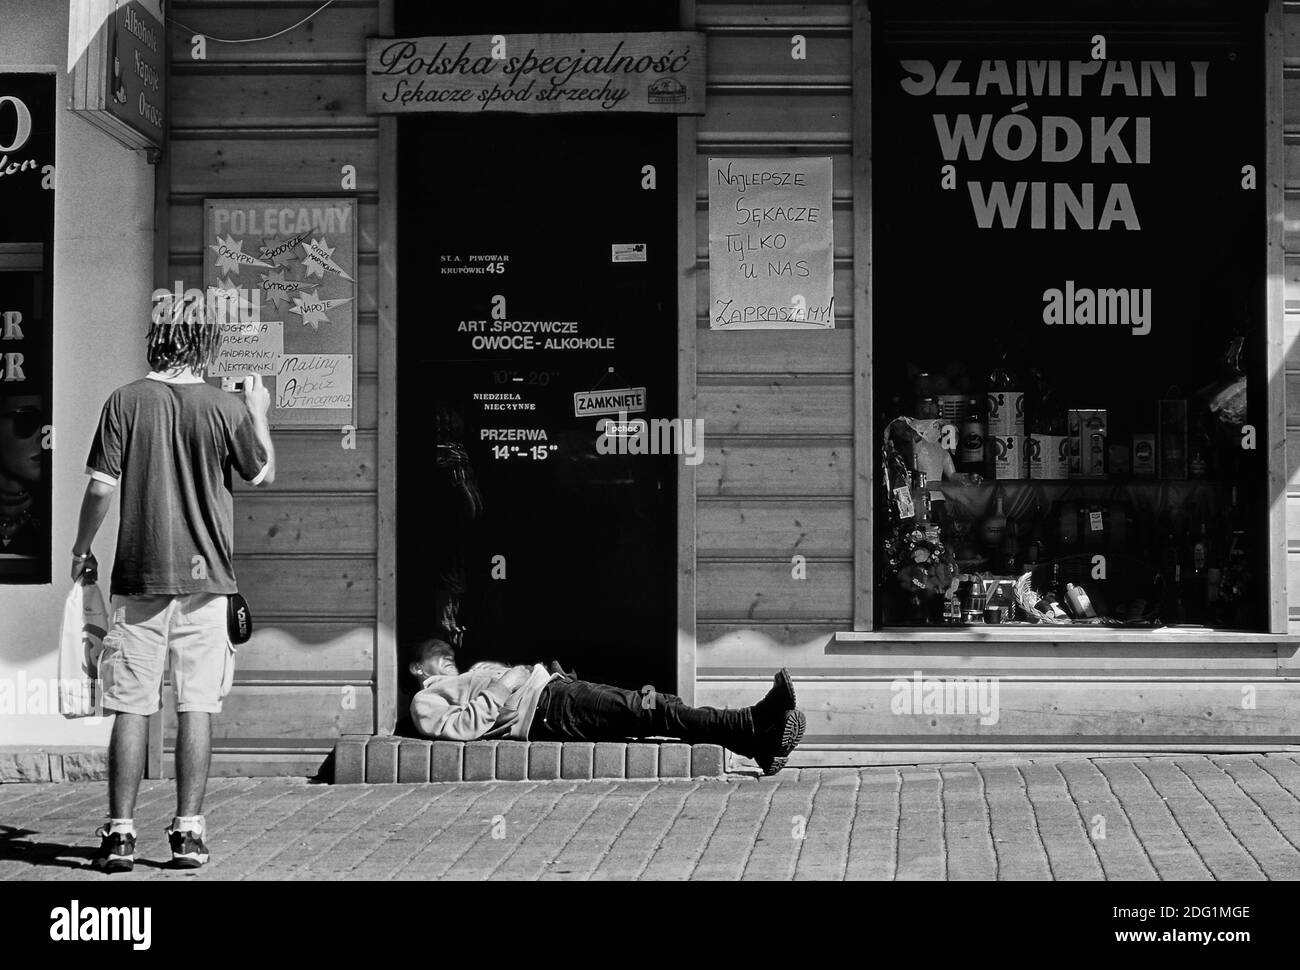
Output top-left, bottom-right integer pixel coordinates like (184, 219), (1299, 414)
(2, 754), (1299, 880)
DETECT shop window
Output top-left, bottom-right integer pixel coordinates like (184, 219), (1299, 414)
(0, 75), (54, 584)
(870, 1), (1270, 631)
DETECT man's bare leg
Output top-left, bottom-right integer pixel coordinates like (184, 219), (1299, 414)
(175, 711), (211, 816)
(108, 712), (149, 819)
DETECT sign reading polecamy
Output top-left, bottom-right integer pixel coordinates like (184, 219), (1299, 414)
(203, 197), (357, 429)
(708, 157), (835, 330)
(209, 321), (284, 377)
(574, 386), (646, 417)
(275, 354), (354, 410)
(366, 33), (706, 115)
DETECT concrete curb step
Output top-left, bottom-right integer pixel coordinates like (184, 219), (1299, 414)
(333, 736), (727, 783)
(0, 747), (109, 783)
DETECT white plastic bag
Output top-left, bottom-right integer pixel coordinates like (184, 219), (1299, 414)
(57, 579), (109, 719)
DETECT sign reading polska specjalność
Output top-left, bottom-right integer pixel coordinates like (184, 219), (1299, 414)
(708, 157), (835, 330)
(365, 33), (705, 115)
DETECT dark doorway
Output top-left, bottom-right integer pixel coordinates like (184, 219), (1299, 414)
(396, 112), (679, 707)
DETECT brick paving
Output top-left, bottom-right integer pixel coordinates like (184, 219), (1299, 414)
(1, 754), (1299, 880)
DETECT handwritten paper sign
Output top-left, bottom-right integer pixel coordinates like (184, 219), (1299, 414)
(274, 354), (354, 410)
(203, 198), (356, 428)
(366, 32), (705, 115)
(708, 157), (835, 330)
(209, 321), (283, 377)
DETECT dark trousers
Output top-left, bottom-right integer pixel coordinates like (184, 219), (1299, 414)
(528, 678), (753, 751)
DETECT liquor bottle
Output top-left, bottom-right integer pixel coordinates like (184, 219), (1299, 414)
(911, 454), (931, 527)
(1064, 583), (1097, 619)
(1188, 417), (1213, 480)
(1160, 530), (1184, 624)
(981, 491), (1008, 549)
(913, 371), (937, 417)
(1023, 503), (1046, 565)
(987, 351), (1024, 438)
(1188, 519), (1210, 624)
(1033, 563), (1067, 618)
(1056, 499), (1079, 552)
(958, 397), (987, 477)
(887, 444), (910, 523)
(1000, 516), (1020, 574)
(1192, 520), (1210, 575)
(1205, 504), (1226, 624)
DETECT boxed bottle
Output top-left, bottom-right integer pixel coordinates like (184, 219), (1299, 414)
(1069, 409), (1108, 478)
(1132, 433), (1157, 477)
(987, 353), (1024, 437)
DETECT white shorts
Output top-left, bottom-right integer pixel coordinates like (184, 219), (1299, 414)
(99, 593), (235, 716)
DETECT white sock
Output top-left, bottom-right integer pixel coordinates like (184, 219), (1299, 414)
(173, 814), (204, 836)
(108, 818), (134, 836)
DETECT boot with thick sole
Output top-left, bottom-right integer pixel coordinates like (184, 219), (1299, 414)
(752, 669), (797, 725)
(755, 709), (806, 776)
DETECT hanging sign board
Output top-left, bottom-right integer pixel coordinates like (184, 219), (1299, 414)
(68, 0), (165, 151)
(202, 198), (358, 429)
(366, 32), (706, 115)
(573, 386), (646, 417)
(708, 156), (835, 330)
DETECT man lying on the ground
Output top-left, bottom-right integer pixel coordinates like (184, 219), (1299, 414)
(407, 638), (804, 775)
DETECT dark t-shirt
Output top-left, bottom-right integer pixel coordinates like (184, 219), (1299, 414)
(86, 375), (268, 597)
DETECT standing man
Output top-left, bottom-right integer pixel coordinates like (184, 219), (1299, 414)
(72, 294), (275, 872)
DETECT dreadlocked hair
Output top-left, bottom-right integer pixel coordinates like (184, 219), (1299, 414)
(146, 292), (222, 372)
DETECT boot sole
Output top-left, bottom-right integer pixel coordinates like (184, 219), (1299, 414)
(757, 710), (806, 775)
(776, 709), (805, 756)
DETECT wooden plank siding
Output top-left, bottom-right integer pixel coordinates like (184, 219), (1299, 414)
(161, 0), (382, 770)
(694, 0), (857, 680)
(1285, 2), (1300, 637)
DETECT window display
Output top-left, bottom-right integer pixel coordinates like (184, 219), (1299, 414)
(871, 0), (1268, 631)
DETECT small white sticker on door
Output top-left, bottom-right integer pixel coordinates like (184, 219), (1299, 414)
(612, 243), (647, 263)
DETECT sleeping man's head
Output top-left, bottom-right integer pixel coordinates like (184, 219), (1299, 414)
(408, 637), (459, 685)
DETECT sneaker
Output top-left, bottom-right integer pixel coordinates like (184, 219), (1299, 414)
(167, 824), (210, 868)
(755, 709), (806, 776)
(91, 825), (135, 873)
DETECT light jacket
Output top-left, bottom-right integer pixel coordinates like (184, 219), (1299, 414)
(411, 663), (555, 741)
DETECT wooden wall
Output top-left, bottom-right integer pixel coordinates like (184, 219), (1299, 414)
(153, 0), (1297, 770)
(1284, 0), (1300, 640)
(161, 0), (382, 776)
(693, 1), (857, 673)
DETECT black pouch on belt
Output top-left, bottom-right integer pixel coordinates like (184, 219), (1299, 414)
(228, 592), (253, 645)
